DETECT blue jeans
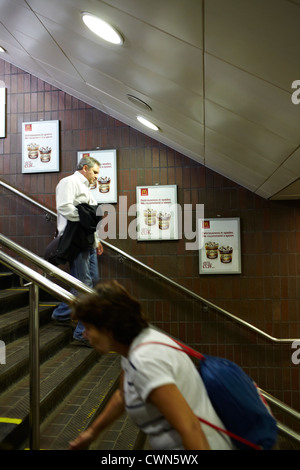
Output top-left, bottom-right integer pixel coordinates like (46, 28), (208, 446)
(52, 249), (99, 340)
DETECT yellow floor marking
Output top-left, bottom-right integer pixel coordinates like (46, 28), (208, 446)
(0, 418), (22, 424)
(40, 304), (58, 307)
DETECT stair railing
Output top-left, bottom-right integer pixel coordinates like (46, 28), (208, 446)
(1, 239), (300, 447)
(1, 179), (300, 447)
(0, 249), (75, 450)
(0, 233), (95, 296)
(1, 179), (298, 345)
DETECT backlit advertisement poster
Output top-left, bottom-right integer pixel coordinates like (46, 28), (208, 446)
(199, 218), (241, 274)
(77, 149), (117, 203)
(22, 120), (59, 173)
(136, 185), (179, 241)
(0, 87), (6, 138)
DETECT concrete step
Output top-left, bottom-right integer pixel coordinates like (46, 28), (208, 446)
(0, 342), (98, 449)
(38, 353), (122, 450)
(0, 288), (29, 315)
(0, 303), (56, 344)
(0, 321), (72, 393)
(0, 272), (19, 289)
(36, 352), (146, 451)
(0, 282), (144, 451)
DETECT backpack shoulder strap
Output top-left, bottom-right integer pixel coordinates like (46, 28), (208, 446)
(132, 339), (261, 450)
(133, 339), (205, 360)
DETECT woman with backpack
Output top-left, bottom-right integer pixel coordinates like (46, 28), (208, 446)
(68, 280), (234, 450)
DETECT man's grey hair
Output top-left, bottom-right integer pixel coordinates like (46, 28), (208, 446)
(77, 156), (100, 170)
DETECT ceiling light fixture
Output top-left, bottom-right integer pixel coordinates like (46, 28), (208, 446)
(137, 115), (160, 132)
(82, 12), (124, 45)
(0, 46), (6, 53)
(127, 94), (152, 111)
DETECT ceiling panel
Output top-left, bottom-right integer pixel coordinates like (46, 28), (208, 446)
(205, 101), (295, 165)
(205, 0), (300, 90)
(270, 178), (300, 200)
(256, 166), (298, 199)
(104, 0), (203, 48)
(205, 147), (267, 193)
(205, 54), (300, 144)
(0, 0), (299, 198)
(205, 128), (278, 178)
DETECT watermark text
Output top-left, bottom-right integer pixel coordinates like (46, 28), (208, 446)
(96, 197), (204, 251)
(0, 340), (6, 364)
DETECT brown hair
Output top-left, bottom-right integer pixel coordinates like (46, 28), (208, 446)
(71, 280), (148, 345)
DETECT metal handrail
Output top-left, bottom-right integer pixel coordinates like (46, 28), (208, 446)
(1, 178), (299, 344)
(0, 180), (57, 219)
(1, 244), (300, 446)
(0, 250), (74, 311)
(0, 233), (94, 296)
(1, 180), (300, 446)
(0, 250), (75, 450)
(1, 232), (300, 421)
(259, 388), (300, 422)
(101, 240), (298, 344)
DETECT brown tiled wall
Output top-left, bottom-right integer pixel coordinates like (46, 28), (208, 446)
(0, 59), (300, 415)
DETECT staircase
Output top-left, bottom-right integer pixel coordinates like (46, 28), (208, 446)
(1, 263), (300, 451)
(0, 265), (147, 450)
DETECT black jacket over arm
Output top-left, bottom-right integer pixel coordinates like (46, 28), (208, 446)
(45, 203), (101, 266)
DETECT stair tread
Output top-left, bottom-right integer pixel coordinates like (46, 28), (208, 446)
(0, 271), (145, 450)
(0, 340), (96, 414)
(0, 303), (54, 332)
(0, 288), (28, 298)
(0, 273), (19, 289)
(1, 322), (71, 374)
(38, 353), (122, 450)
(0, 342), (98, 448)
(0, 322), (73, 396)
(0, 288), (29, 314)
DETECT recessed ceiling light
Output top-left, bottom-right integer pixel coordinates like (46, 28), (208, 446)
(82, 12), (124, 45)
(137, 115), (160, 131)
(0, 46), (6, 53)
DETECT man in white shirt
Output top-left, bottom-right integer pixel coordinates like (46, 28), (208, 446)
(51, 156), (103, 345)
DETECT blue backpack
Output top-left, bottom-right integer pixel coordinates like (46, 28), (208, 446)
(195, 353), (278, 449)
(138, 339), (278, 450)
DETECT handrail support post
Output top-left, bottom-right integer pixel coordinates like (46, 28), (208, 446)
(29, 283), (40, 450)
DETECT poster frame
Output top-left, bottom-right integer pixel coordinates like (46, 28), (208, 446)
(136, 184), (179, 241)
(77, 149), (117, 204)
(22, 120), (60, 174)
(199, 217), (242, 275)
(0, 87), (6, 138)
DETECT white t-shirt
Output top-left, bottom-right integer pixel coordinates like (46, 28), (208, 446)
(121, 327), (234, 450)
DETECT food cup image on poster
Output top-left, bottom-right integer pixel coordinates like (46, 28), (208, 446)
(198, 218), (241, 274)
(136, 185), (179, 241)
(22, 120), (59, 173)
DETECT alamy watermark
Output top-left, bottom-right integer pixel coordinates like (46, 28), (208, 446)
(0, 340), (5, 364)
(291, 341), (300, 365)
(291, 80), (300, 104)
(1, 338), (299, 366)
(96, 197), (204, 251)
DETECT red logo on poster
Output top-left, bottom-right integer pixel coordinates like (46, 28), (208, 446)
(203, 220), (210, 229)
(141, 188), (148, 196)
(25, 124), (32, 132)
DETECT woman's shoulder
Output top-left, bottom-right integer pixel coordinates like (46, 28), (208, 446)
(131, 327), (175, 350)
(128, 327), (187, 367)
